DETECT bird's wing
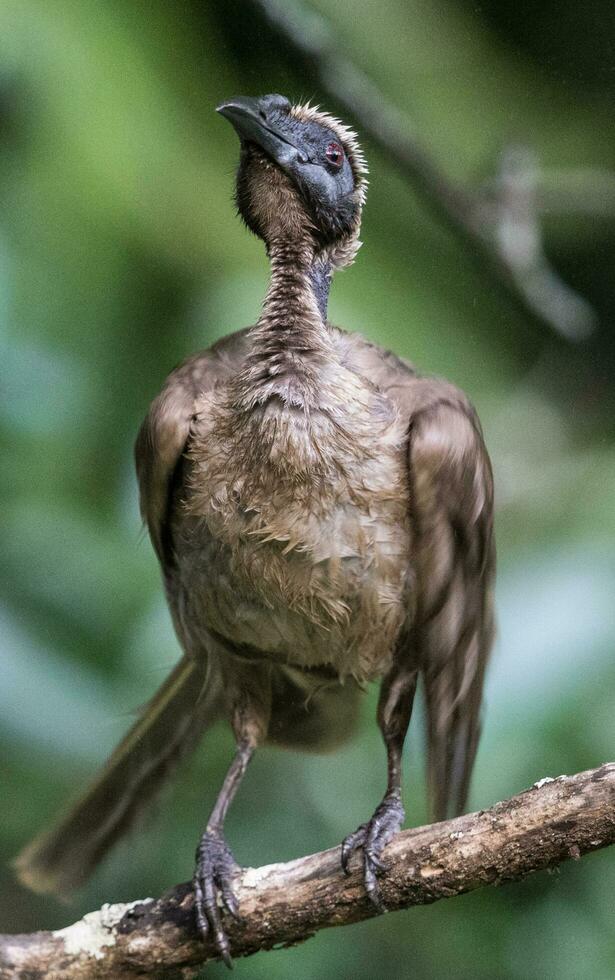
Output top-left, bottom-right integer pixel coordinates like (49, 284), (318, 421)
(336, 331), (495, 818)
(135, 328), (250, 567)
(406, 378), (495, 820)
(135, 351), (218, 565)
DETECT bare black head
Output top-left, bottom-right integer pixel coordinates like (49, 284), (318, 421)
(217, 94), (367, 268)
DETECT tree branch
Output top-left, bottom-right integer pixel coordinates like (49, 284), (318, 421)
(1, 764), (613, 978)
(249, 0), (598, 340)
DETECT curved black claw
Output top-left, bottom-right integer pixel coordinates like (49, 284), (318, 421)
(193, 829), (242, 968)
(341, 793), (405, 910)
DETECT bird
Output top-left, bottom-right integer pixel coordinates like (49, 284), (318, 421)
(14, 93), (495, 967)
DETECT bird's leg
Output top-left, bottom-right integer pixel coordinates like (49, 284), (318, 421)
(193, 670), (270, 967)
(341, 660), (418, 909)
(193, 740), (253, 965)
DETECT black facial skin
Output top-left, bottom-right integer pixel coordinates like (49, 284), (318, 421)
(308, 258), (333, 319)
(217, 94), (359, 245)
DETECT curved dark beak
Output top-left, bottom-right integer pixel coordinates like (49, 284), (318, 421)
(216, 95), (306, 168)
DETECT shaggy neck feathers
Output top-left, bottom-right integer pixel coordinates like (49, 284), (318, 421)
(230, 237), (339, 414)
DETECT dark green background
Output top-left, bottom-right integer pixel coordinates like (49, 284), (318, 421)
(1, 2), (614, 977)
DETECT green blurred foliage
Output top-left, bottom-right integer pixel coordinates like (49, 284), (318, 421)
(1, 1), (614, 977)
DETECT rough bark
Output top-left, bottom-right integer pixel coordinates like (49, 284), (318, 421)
(1, 764), (613, 978)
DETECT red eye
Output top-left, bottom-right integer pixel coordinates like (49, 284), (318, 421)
(325, 141), (344, 168)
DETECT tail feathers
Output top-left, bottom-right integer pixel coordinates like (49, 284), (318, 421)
(13, 654), (220, 896)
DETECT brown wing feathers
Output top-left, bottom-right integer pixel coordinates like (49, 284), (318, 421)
(409, 393), (495, 821)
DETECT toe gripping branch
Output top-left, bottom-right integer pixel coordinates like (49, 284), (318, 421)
(341, 792), (405, 909)
(193, 829), (241, 968)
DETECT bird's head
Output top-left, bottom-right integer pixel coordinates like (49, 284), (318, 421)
(217, 94), (367, 269)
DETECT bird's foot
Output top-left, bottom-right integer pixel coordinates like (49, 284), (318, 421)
(341, 792), (405, 910)
(193, 829), (241, 967)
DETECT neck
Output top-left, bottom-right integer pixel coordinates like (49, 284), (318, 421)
(261, 239), (332, 331)
(233, 239), (338, 410)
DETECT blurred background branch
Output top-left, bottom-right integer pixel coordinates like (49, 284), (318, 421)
(2, 765), (613, 978)
(252, 0), (599, 340)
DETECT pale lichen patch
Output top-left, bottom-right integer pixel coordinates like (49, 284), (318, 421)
(54, 899), (150, 960)
(242, 862), (288, 889)
(419, 864), (444, 879)
(533, 775), (568, 789)
(533, 776), (555, 789)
